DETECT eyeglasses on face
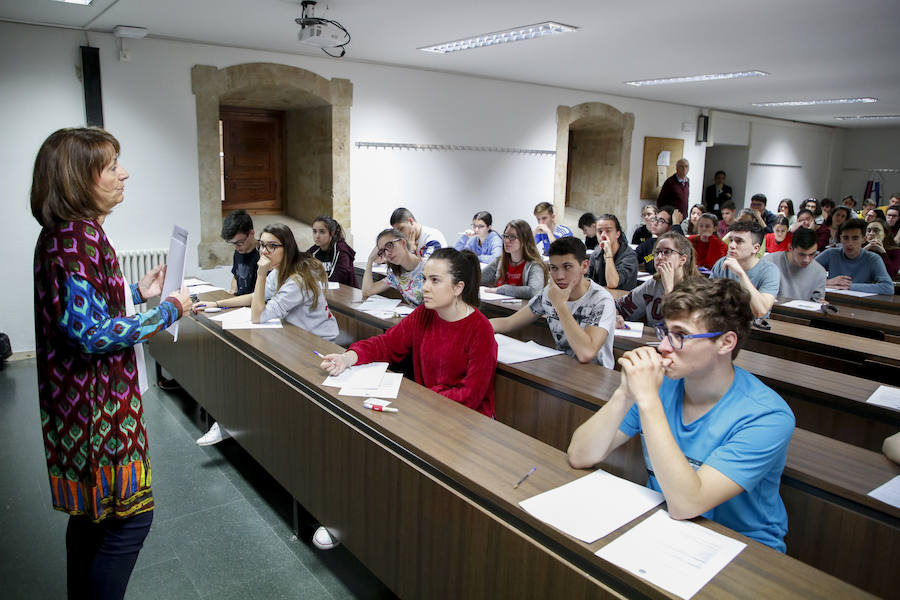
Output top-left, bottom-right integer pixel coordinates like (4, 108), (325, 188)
(501, 234), (519, 241)
(377, 239), (403, 257)
(654, 324), (723, 350)
(653, 248), (682, 258)
(257, 241), (284, 252)
(652, 217), (670, 225)
(227, 235), (250, 246)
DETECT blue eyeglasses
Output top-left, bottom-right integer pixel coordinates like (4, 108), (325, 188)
(654, 324), (723, 350)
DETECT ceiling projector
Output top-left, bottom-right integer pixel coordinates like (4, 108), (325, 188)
(295, 0), (350, 57)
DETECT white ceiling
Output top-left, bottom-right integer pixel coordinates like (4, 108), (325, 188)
(3, 0), (900, 128)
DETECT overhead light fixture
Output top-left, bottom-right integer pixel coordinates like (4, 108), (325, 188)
(624, 71), (767, 87)
(834, 114), (900, 121)
(113, 25), (148, 39)
(418, 22), (577, 54)
(752, 97), (877, 107)
(50, 0), (93, 4)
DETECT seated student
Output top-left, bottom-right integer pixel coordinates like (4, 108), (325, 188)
(308, 215), (358, 287)
(717, 200), (737, 238)
(885, 432), (900, 465)
(631, 205), (657, 246)
(803, 197), (824, 225)
(764, 216), (792, 253)
(820, 197), (836, 224)
(481, 219), (549, 299)
(842, 195), (857, 210)
(676, 204), (704, 236)
(820, 206), (852, 249)
(195, 224), (339, 338)
(533, 201), (573, 254)
(709, 221), (780, 317)
(762, 228), (827, 302)
(689, 213), (728, 270)
(363, 228), (426, 305)
(816, 218), (895, 295)
(864, 220), (900, 280)
(866, 208), (886, 224)
(454, 210), (502, 264)
(587, 214), (638, 290)
(635, 206), (682, 275)
(616, 232), (700, 327)
(888, 206), (900, 244)
(490, 237), (615, 367)
(777, 199), (797, 227)
(859, 197), (877, 220)
(568, 277), (795, 552)
(390, 207), (446, 259)
(749, 193), (777, 233)
(578, 212), (599, 250)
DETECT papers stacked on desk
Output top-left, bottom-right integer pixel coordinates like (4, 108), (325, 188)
(185, 278), (225, 294)
(825, 288), (876, 297)
(494, 334), (563, 364)
(321, 362), (400, 397)
(208, 307), (282, 330)
(866, 385), (900, 411)
(779, 300), (822, 311)
(479, 288), (519, 303)
(357, 295), (402, 318)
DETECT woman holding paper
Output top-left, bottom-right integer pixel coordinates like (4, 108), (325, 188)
(480, 219), (549, 299)
(195, 224), (338, 340)
(31, 127), (193, 599)
(362, 227), (426, 305)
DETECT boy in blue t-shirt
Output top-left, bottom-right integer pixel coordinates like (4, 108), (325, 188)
(568, 277), (795, 552)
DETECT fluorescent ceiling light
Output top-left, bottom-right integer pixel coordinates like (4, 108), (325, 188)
(624, 71), (767, 87)
(752, 98), (877, 107)
(50, 0), (93, 5)
(834, 114), (900, 121)
(419, 22), (577, 54)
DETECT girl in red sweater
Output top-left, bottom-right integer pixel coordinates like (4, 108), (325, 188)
(764, 216), (793, 253)
(689, 213), (727, 269)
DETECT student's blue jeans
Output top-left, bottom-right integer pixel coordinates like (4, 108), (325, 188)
(66, 510), (153, 600)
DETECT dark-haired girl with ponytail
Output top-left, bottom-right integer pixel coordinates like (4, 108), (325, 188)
(308, 216), (358, 287)
(321, 248), (497, 417)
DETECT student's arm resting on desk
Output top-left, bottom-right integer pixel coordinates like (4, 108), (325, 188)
(719, 258), (776, 317)
(489, 302), (540, 334)
(849, 257), (895, 295)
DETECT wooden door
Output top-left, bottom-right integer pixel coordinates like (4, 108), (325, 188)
(220, 106), (284, 213)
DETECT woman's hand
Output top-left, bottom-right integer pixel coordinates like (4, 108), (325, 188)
(191, 299), (217, 314)
(320, 352), (358, 376)
(864, 241), (885, 254)
(257, 255), (273, 273)
(169, 288), (193, 317)
(615, 314), (626, 329)
(138, 264), (166, 299)
(368, 245), (385, 265)
(658, 261), (677, 293)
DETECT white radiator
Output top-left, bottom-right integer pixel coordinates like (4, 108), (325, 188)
(119, 248), (168, 311)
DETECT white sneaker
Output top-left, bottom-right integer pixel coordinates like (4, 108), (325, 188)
(196, 422), (230, 446)
(312, 526), (340, 550)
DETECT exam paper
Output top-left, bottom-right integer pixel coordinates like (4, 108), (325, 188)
(208, 307), (282, 330)
(357, 295), (402, 315)
(340, 372), (404, 399)
(494, 334), (564, 364)
(614, 322), (645, 339)
(188, 284), (224, 294)
(518, 469), (664, 543)
(322, 362), (389, 390)
(480, 288), (518, 302)
(780, 299), (822, 311)
(162, 225), (189, 341)
(327, 282), (340, 289)
(184, 278), (210, 286)
(825, 288), (876, 297)
(393, 305), (415, 317)
(868, 475), (900, 510)
(866, 385), (900, 411)
(596, 510), (746, 600)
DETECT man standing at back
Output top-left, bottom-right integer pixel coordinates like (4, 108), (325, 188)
(389, 207), (446, 259)
(704, 170), (732, 218)
(762, 228), (827, 302)
(658, 158), (690, 216)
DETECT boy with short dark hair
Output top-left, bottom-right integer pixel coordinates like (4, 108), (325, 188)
(491, 237), (615, 367)
(568, 277), (795, 552)
(222, 209), (260, 295)
(815, 218), (895, 295)
(578, 212), (599, 250)
(389, 207), (447, 259)
(709, 220), (780, 316)
(533, 202), (573, 254)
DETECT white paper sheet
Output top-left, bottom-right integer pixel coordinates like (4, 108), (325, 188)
(322, 362), (389, 390)
(780, 299), (823, 311)
(596, 510), (746, 600)
(637, 272), (653, 281)
(393, 305), (415, 316)
(614, 321), (645, 338)
(208, 306), (282, 329)
(494, 334), (564, 364)
(480, 288), (518, 302)
(866, 385), (900, 411)
(184, 278), (210, 287)
(188, 284), (224, 294)
(868, 475), (900, 509)
(357, 295), (402, 315)
(518, 469), (664, 543)
(340, 372), (404, 398)
(161, 225), (189, 341)
(825, 288), (876, 297)
(327, 281), (340, 289)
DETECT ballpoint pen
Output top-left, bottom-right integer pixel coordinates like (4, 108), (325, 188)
(513, 466), (537, 489)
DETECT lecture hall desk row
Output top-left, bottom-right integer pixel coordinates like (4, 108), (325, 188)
(322, 285), (900, 599)
(148, 292), (876, 600)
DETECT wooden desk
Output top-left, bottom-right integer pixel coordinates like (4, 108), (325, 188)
(773, 298), (900, 340)
(323, 287), (899, 598)
(146, 296), (873, 599)
(826, 290), (900, 313)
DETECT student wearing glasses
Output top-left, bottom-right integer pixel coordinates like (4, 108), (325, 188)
(362, 228), (426, 305)
(481, 219), (549, 299)
(454, 210), (503, 264)
(568, 277), (795, 552)
(635, 206), (682, 275)
(222, 209), (260, 295)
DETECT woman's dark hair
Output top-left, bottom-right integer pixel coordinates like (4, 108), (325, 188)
(428, 248), (481, 308)
(497, 219), (549, 285)
(30, 127), (120, 227)
(685, 203), (704, 234)
(578, 212), (598, 230)
(472, 211), (492, 228)
(699, 212), (718, 228)
(778, 198), (795, 217)
(825, 206), (852, 228)
(773, 215), (790, 228)
(804, 197), (821, 216)
(312, 215), (345, 248)
(376, 227), (412, 277)
(662, 277), (753, 359)
(262, 223), (326, 310)
(222, 209), (253, 240)
(821, 198), (836, 210)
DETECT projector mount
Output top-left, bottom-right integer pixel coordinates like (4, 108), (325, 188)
(295, 1), (351, 58)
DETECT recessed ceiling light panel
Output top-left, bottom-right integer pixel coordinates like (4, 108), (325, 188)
(834, 115), (900, 121)
(50, 0), (94, 5)
(419, 22), (577, 54)
(624, 71), (767, 87)
(752, 98), (877, 107)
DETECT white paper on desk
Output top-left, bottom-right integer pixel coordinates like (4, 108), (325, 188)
(327, 281), (340, 289)
(357, 295), (402, 315)
(372, 263), (388, 275)
(519, 469), (664, 543)
(161, 225), (189, 341)
(340, 372), (404, 398)
(614, 322), (645, 339)
(480, 288), (517, 302)
(322, 362), (389, 390)
(780, 299), (822, 311)
(393, 305), (415, 316)
(184, 278), (209, 287)
(188, 284), (224, 294)
(208, 306), (282, 329)
(596, 510), (746, 600)
(866, 385), (900, 411)
(494, 334), (564, 364)
(825, 288), (876, 297)
(868, 475), (900, 509)
(637, 272), (653, 281)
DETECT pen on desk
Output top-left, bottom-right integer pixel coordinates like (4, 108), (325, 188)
(363, 404), (398, 413)
(513, 466), (537, 489)
(313, 350), (327, 359)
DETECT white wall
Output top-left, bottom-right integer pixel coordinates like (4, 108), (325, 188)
(839, 127), (900, 205)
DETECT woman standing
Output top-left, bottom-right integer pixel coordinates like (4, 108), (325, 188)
(308, 216), (358, 287)
(31, 128), (192, 599)
(454, 210), (502, 264)
(480, 219), (549, 299)
(362, 228), (426, 305)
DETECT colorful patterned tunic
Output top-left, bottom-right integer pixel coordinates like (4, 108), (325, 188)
(33, 220), (181, 522)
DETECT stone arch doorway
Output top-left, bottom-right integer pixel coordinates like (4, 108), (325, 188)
(553, 103), (634, 225)
(192, 63), (352, 268)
